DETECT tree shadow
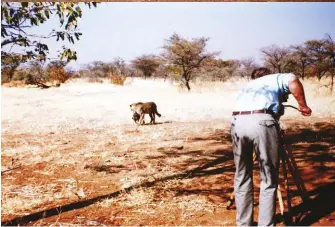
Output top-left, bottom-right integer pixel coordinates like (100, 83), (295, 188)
(291, 180), (335, 226)
(275, 120), (335, 225)
(2, 145), (234, 226)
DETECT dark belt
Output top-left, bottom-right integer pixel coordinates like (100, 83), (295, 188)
(232, 109), (277, 117)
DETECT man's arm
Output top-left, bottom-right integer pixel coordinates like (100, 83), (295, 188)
(288, 78), (312, 116)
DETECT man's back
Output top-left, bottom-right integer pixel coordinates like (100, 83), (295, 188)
(233, 73), (296, 114)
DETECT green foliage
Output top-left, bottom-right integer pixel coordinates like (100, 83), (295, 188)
(1, 2), (98, 63)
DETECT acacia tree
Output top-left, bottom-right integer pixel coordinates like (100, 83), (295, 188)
(162, 33), (218, 91)
(305, 39), (332, 81)
(1, 2), (98, 63)
(260, 45), (292, 73)
(203, 58), (239, 81)
(289, 45), (310, 80)
(323, 34), (335, 91)
(132, 55), (161, 79)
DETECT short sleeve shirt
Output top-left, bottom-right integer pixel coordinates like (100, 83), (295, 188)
(233, 73), (296, 114)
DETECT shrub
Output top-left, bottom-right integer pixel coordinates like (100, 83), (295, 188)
(109, 74), (126, 86)
(88, 77), (104, 83)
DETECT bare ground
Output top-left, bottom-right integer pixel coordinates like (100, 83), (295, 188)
(2, 117), (335, 226)
(1, 79), (335, 226)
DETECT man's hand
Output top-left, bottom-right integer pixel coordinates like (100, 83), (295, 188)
(298, 106), (312, 116)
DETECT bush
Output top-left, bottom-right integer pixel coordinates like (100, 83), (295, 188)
(88, 77), (104, 83)
(109, 74), (126, 86)
(12, 70), (30, 81)
(1, 70), (12, 84)
(46, 67), (71, 83)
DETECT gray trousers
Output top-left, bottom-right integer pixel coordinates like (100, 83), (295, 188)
(231, 114), (281, 226)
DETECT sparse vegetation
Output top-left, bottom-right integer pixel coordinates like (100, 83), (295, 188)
(109, 74), (126, 86)
(132, 55), (162, 79)
(2, 33), (334, 92)
(1, 3), (334, 226)
(2, 73), (335, 225)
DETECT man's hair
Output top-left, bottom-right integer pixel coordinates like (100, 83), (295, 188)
(251, 67), (272, 79)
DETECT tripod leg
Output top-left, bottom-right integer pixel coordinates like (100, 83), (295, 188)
(285, 147), (309, 202)
(277, 184), (284, 215)
(282, 151), (293, 224)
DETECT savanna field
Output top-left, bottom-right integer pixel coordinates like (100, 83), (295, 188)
(1, 78), (335, 226)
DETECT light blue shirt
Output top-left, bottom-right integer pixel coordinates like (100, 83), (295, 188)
(233, 73), (296, 114)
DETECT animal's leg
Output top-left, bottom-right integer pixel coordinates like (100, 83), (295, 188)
(149, 113), (154, 124)
(152, 113), (156, 124)
(139, 113), (145, 125)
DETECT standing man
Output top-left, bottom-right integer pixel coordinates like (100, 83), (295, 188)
(231, 67), (312, 226)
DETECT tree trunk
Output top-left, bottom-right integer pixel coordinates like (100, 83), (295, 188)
(185, 80), (191, 91)
(182, 72), (191, 91)
(331, 73), (334, 92)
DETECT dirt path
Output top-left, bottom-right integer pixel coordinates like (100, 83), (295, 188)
(2, 117), (335, 226)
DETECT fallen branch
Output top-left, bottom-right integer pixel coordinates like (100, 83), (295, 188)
(36, 82), (51, 89)
(1, 165), (21, 175)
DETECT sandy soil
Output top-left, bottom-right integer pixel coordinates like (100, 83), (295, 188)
(1, 78), (335, 226)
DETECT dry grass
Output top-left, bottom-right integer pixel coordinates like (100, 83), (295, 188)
(301, 77), (335, 97)
(2, 77), (334, 134)
(1, 77), (335, 226)
(2, 80), (27, 87)
(1, 181), (86, 216)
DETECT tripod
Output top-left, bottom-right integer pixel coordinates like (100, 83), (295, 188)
(227, 105), (310, 224)
(276, 127), (310, 224)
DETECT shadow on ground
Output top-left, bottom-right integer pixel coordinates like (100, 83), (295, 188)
(2, 120), (335, 226)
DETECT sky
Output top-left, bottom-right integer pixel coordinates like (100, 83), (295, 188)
(19, 2), (335, 69)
